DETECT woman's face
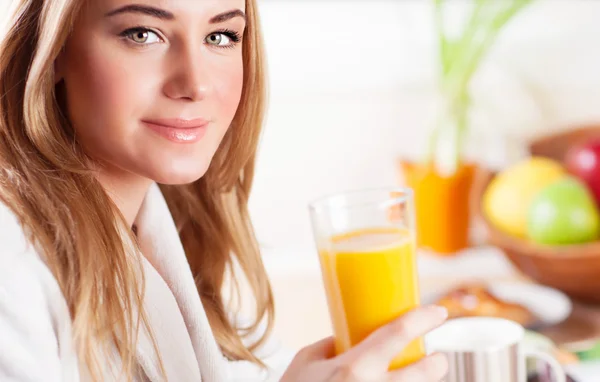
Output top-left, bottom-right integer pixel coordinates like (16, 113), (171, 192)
(57, 0), (246, 185)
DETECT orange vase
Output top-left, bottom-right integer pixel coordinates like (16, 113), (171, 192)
(399, 160), (477, 255)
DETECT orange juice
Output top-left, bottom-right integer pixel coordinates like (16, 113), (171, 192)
(318, 227), (424, 369)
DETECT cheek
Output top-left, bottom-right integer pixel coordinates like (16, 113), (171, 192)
(213, 59), (244, 123)
(63, 38), (155, 143)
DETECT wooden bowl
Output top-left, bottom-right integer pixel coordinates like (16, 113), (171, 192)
(472, 126), (600, 303)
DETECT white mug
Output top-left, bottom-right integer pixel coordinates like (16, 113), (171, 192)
(426, 317), (566, 382)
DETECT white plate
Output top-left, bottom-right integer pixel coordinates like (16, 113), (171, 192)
(422, 281), (573, 328)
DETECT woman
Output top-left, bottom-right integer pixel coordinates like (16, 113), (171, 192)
(0, 0), (448, 381)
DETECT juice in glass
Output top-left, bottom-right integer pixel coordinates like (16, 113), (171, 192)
(309, 189), (424, 370)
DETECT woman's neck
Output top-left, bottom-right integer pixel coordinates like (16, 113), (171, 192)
(96, 165), (153, 228)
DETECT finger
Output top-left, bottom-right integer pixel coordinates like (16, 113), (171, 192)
(296, 336), (336, 361)
(388, 353), (448, 382)
(347, 306), (447, 368)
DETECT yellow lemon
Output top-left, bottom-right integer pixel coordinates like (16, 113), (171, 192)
(483, 157), (566, 237)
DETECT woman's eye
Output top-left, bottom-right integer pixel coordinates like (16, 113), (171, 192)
(205, 32), (233, 47)
(124, 29), (161, 45)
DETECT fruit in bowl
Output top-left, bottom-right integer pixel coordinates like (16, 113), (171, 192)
(482, 155), (600, 246)
(475, 127), (600, 302)
(528, 177), (600, 245)
(483, 157), (566, 238)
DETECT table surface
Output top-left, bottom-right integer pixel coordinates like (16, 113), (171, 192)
(262, 244), (600, 381)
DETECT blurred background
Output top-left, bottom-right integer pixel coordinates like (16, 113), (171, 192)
(250, 1), (600, 380)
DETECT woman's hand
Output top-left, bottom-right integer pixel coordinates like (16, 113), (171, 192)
(280, 306), (448, 382)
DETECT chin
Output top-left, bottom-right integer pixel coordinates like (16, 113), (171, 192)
(148, 157), (212, 186)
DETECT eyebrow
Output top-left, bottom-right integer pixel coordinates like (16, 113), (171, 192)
(105, 5), (246, 24)
(105, 5), (174, 20)
(209, 9), (246, 24)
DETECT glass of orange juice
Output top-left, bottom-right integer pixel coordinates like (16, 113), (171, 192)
(308, 188), (424, 369)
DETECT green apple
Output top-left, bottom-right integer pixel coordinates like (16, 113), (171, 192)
(528, 177), (600, 245)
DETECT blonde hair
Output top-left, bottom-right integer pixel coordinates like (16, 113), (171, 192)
(0, 0), (273, 380)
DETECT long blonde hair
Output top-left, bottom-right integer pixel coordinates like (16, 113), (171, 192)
(0, 0), (273, 380)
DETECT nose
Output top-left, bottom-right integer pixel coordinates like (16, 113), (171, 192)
(163, 44), (212, 102)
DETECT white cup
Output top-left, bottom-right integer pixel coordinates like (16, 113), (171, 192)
(426, 317), (566, 382)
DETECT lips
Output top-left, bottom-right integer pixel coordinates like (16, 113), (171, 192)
(142, 118), (209, 143)
(144, 118), (209, 129)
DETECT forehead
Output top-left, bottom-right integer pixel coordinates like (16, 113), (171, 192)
(90, 0), (247, 20)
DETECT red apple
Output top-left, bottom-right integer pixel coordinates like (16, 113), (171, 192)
(565, 139), (600, 204)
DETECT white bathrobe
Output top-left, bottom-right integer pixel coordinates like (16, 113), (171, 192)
(0, 183), (294, 381)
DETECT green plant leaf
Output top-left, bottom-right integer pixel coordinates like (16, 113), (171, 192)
(428, 0), (535, 171)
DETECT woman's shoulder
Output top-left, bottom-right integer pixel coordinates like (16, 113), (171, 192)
(0, 199), (35, 257)
(0, 200), (63, 301)
(0, 200), (77, 380)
